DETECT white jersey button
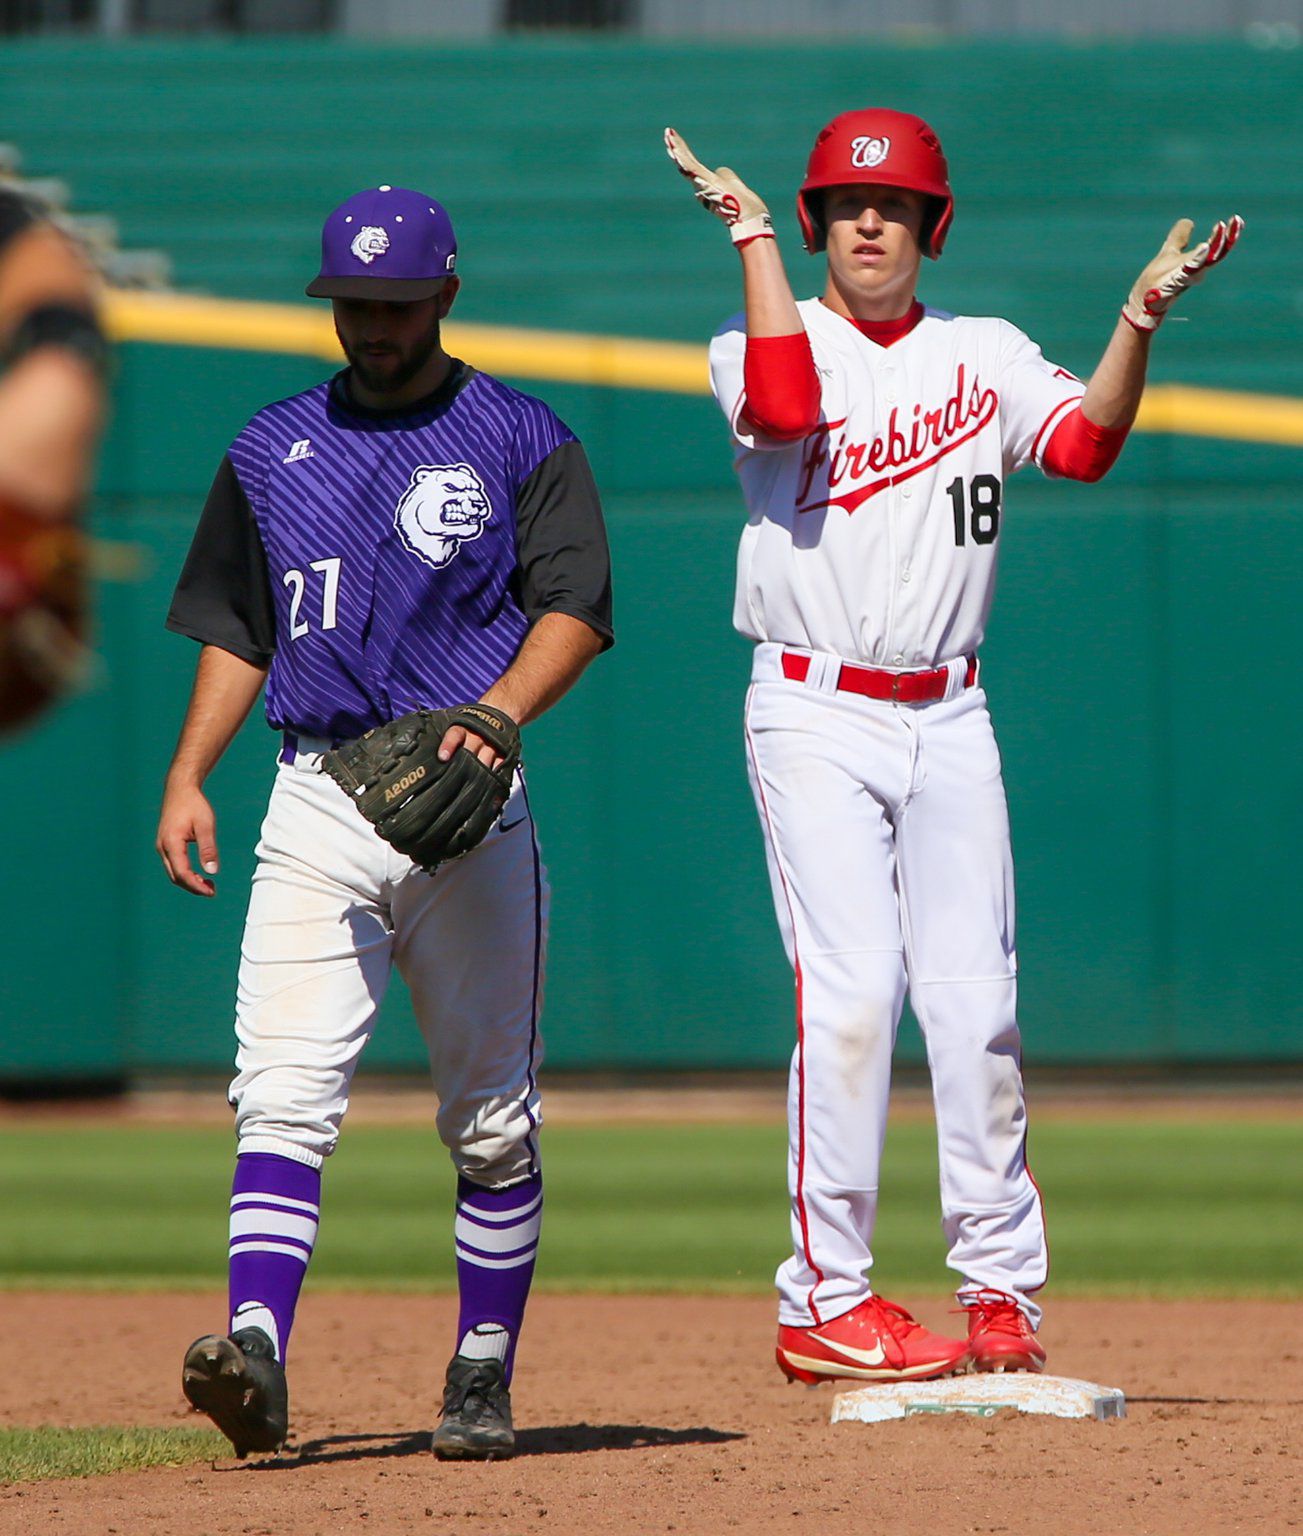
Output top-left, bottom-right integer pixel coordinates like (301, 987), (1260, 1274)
(893, 653), (905, 665)
(901, 568), (912, 583)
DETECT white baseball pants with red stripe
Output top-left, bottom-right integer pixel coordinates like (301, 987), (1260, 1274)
(743, 643), (1048, 1329)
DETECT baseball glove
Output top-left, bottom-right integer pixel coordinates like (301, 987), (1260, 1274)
(0, 489), (89, 734)
(321, 703), (521, 874)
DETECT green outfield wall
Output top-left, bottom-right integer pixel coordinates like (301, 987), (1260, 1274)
(0, 38), (1299, 1081)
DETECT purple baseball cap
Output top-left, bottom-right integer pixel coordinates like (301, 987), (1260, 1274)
(305, 185), (457, 301)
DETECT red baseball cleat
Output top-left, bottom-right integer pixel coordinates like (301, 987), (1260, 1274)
(776, 1295), (969, 1384)
(962, 1290), (1047, 1373)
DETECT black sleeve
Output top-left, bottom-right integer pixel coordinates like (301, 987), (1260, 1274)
(166, 454), (277, 666)
(0, 190), (36, 259)
(514, 439), (614, 649)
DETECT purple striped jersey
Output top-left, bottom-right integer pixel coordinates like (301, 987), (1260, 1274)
(168, 363), (612, 740)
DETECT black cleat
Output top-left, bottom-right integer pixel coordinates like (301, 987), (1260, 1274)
(431, 1355), (515, 1461)
(182, 1326), (289, 1458)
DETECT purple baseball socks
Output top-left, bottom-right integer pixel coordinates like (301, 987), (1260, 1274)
(227, 1152), (321, 1362)
(453, 1173), (542, 1382)
(221, 1156), (540, 1384)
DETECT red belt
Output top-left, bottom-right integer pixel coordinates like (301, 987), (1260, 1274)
(780, 650), (977, 703)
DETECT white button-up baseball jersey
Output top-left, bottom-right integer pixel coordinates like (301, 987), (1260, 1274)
(709, 299), (1084, 668)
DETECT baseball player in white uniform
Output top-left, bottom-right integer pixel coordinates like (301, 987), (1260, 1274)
(666, 110), (1241, 1382)
(158, 186), (612, 1459)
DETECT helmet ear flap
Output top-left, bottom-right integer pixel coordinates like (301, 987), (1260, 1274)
(919, 198), (941, 260)
(922, 194), (954, 259)
(797, 189), (826, 254)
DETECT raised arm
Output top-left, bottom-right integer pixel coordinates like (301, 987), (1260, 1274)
(157, 644), (268, 896)
(1043, 215), (1244, 481)
(1084, 215), (1245, 428)
(665, 127), (819, 438)
(664, 127), (801, 338)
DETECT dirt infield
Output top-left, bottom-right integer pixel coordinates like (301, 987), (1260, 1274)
(1, 1293), (1297, 1535)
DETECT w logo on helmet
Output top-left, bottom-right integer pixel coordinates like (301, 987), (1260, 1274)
(850, 136), (891, 169)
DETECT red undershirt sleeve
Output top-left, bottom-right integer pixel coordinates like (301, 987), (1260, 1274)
(740, 331), (822, 440)
(1041, 405), (1131, 483)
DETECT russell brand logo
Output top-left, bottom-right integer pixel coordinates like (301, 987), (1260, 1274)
(795, 364), (999, 515)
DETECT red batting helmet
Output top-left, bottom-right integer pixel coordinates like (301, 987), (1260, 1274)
(798, 109), (954, 259)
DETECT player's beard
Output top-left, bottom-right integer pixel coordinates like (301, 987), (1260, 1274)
(341, 317), (443, 396)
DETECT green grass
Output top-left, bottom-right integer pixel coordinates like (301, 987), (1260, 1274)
(0, 1425), (228, 1481)
(0, 1117), (1298, 1296)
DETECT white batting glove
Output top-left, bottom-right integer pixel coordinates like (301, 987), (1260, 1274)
(1122, 215), (1244, 332)
(664, 127), (774, 246)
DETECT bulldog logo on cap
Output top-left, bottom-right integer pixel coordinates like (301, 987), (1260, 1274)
(307, 186), (458, 301)
(350, 226), (390, 264)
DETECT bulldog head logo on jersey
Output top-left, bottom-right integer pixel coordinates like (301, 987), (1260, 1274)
(850, 136), (890, 169)
(349, 226), (389, 264)
(394, 463), (493, 569)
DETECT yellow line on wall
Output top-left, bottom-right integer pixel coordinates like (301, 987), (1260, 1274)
(1134, 385), (1303, 447)
(102, 290), (1303, 447)
(102, 290), (707, 395)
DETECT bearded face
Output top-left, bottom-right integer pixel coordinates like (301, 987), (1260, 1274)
(331, 295), (449, 396)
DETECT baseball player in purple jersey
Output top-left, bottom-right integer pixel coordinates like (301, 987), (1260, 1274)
(156, 186), (612, 1460)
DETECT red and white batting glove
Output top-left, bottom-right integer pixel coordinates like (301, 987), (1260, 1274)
(1122, 215), (1244, 332)
(664, 127), (774, 246)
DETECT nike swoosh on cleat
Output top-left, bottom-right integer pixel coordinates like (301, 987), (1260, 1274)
(818, 1338), (887, 1366)
(781, 1348), (961, 1381)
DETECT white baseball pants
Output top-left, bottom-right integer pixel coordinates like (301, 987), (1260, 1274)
(229, 743), (548, 1187)
(743, 644), (1047, 1329)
